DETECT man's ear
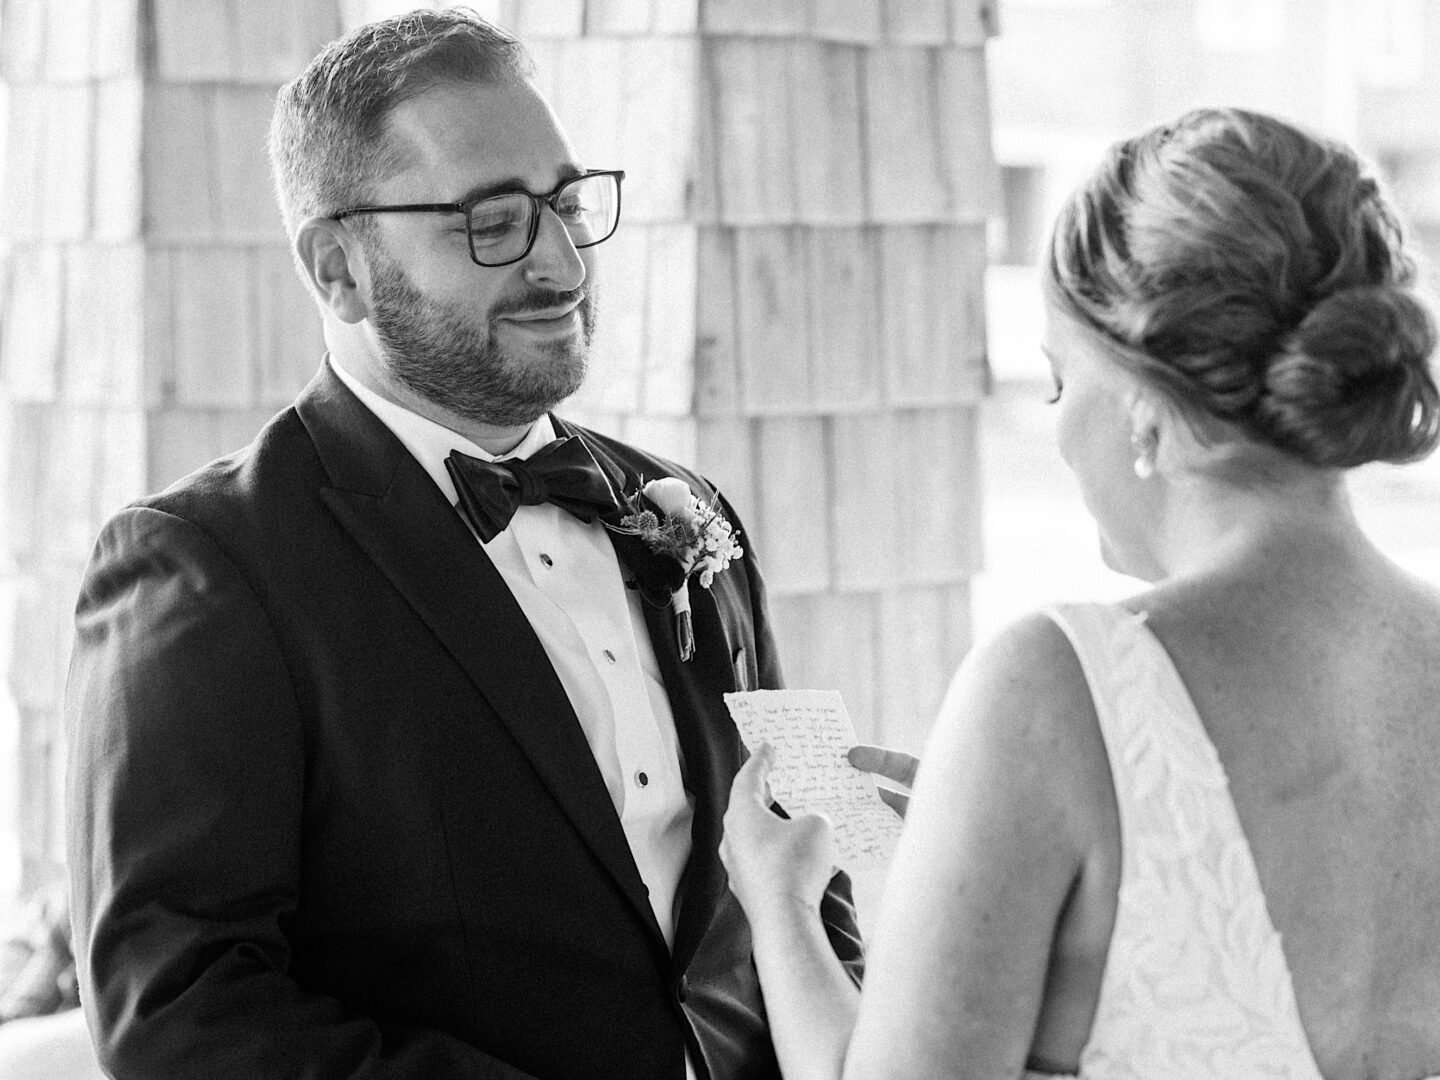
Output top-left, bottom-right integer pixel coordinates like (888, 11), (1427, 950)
(295, 217), (370, 325)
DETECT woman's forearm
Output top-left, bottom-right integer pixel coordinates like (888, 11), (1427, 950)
(748, 896), (862, 1080)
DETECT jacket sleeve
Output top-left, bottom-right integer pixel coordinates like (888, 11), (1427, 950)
(65, 506), (540, 1080)
(721, 495), (867, 988)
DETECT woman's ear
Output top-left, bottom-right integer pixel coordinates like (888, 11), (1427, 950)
(1127, 390), (1165, 479)
(295, 217), (370, 325)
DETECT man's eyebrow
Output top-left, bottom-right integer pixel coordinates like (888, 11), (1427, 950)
(452, 165), (587, 205)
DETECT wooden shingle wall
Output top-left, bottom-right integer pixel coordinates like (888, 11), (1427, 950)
(0, 1), (337, 891)
(0, 0), (997, 892)
(534, 0), (1001, 750)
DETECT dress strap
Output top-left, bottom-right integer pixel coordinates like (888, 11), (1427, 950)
(1042, 602), (1324, 1080)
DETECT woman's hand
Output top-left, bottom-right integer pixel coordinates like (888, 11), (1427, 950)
(847, 744), (919, 818)
(720, 744), (837, 920)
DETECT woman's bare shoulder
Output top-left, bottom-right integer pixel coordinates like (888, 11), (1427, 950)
(921, 610), (1116, 848)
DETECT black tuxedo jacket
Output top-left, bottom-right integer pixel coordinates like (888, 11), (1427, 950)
(66, 362), (863, 1079)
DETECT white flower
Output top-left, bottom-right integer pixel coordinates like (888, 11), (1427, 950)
(642, 477), (696, 518)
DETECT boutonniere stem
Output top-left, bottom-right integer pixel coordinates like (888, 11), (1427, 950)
(671, 585), (695, 662)
(607, 476), (742, 662)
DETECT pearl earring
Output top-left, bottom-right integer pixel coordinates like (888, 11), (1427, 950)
(1131, 431), (1156, 479)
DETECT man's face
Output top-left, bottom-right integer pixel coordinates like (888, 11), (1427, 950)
(358, 79), (598, 428)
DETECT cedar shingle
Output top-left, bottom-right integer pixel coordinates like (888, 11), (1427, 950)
(695, 416), (757, 527)
(950, 0), (1001, 45)
(884, 0), (950, 45)
(509, 0), (585, 39)
(1, 247), (65, 402)
(894, 406), (982, 583)
(576, 224), (646, 414)
(877, 582), (972, 749)
(705, 39), (796, 225)
(584, 0), (654, 35)
(735, 227), (810, 413)
(830, 412), (900, 591)
(754, 416), (830, 594)
(864, 46), (949, 223)
(63, 245), (147, 406)
(768, 592), (879, 738)
(812, 0), (883, 44)
(806, 226), (882, 411)
(169, 246), (256, 407)
(694, 227), (742, 417)
(151, 0), (235, 81)
(788, 43), (866, 226)
(92, 78), (145, 243)
(701, 0), (810, 37)
(212, 87), (286, 243)
(254, 245), (326, 407)
(143, 84), (214, 242)
(617, 38), (700, 224)
(879, 224), (988, 406)
(937, 46), (1000, 221)
(641, 224), (698, 416)
(39, 83), (94, 241)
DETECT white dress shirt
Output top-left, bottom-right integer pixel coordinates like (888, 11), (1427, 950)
(331, 359), (696, 955)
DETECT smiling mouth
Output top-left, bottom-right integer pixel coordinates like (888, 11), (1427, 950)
(496, 303), (584, 338)
(498, 294), (585, 322)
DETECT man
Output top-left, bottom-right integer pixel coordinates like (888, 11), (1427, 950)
(65, 10), (862, 1079)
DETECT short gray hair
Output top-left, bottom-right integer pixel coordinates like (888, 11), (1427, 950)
(268, 7), (534, 238)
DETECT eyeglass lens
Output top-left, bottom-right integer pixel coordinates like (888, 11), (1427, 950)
(466, 173), (620, 266)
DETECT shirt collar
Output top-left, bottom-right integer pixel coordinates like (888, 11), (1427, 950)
(329, 355), (556, 506)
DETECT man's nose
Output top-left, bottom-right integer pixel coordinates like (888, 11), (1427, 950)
(522, 207), (587, 291)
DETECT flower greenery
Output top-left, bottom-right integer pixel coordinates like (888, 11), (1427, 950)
(615, 477), (743, 588)
(609, 477), (743, 661)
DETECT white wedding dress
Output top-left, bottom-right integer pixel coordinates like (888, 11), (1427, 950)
(1021, 603), (1440, 1080)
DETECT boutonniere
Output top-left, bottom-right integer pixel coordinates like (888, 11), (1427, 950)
(608, 477), (743, 661)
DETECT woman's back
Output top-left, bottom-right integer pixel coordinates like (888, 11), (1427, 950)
(718, 107), (1440, 1080)
(1136, 540), (1440, 1079)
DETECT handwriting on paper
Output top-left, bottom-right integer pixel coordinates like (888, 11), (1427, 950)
(724, 689), (903, 873)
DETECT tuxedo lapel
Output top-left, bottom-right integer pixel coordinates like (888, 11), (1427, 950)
(568, 423), (749, 969)
(640, 584), (745, 969)
(294, 364), (663, 944)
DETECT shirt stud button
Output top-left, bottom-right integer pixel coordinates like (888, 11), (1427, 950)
(635, 771), (649, 788)
(539, 553), (553, 567)
(603, 649), (617, 664)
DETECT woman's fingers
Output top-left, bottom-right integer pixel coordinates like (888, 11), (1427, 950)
(875, 785), (910, 818)
(732, 742), (774, 805)
(847, 743), (919, 790)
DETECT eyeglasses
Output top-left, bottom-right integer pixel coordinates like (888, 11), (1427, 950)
(331, 169), (625, 267)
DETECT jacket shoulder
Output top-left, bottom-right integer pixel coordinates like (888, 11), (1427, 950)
(134, 406), (317, 525)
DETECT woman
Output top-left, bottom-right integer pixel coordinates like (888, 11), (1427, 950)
(721, 108), (1440, 1080)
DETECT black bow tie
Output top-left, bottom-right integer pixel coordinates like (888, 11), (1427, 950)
(446, 436), (622, 543)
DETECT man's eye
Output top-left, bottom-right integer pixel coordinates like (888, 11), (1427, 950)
(469, 204), (528, 243)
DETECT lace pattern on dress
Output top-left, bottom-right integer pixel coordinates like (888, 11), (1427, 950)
(1044, 603), (1324, 1080)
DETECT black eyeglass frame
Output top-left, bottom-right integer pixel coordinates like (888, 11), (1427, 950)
(330, 169), (626, 268)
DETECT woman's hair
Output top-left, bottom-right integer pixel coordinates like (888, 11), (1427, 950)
(1044, 107), (1440, 468)
(268, 7), (532, 238)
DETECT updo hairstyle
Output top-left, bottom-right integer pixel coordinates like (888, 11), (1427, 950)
(1044, 107), (1439, 469)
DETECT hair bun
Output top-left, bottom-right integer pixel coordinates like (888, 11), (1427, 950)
(1256, 285), (1440, 467)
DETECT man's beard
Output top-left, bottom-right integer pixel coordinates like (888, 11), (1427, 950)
(367, 247), (594, 428)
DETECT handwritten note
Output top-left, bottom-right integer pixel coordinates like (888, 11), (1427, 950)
(725, 689), (903, 873)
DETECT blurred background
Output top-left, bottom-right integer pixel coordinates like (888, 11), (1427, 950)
(0, 0), (1438, 998)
